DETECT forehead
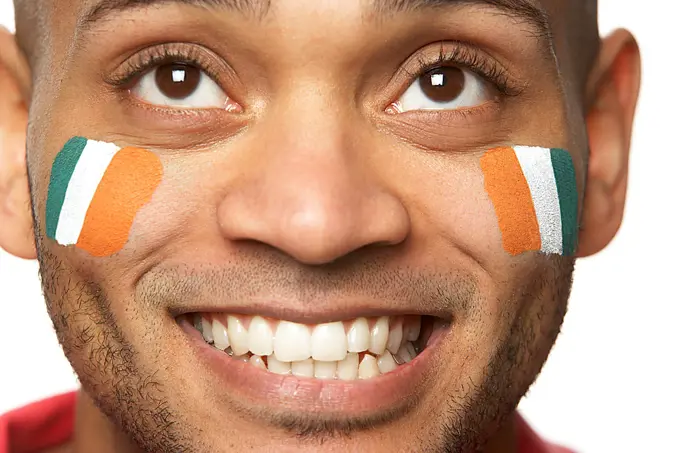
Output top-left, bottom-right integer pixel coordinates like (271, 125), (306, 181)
(57, 0), (553, 14)
(48, 0), (558, 31)
(38, 0), (567, 70)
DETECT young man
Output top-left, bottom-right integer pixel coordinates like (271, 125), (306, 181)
(0, 0), (640, 451)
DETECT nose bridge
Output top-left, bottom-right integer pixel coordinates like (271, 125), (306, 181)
(217, 82), (410, 264)
(263, 93), (361, 227)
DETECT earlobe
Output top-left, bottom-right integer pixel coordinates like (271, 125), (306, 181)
(576, 29), (641, 257)
(0, 29), (36, 259)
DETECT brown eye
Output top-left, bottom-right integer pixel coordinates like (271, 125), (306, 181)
(130, 61), (230, 108)
(418, 67), (465, 103)
(155, 63), (201, 99)
(396, 65), (489, 112)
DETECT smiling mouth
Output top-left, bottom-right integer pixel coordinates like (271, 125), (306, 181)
(180, 313), (444, 380)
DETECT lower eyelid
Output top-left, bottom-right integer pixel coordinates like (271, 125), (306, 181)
(393, 97), (501, 120)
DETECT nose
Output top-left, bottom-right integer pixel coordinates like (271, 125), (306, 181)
(217, 103), (410, 265)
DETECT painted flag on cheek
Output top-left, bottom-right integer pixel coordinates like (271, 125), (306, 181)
(480, 146), (578, 256)
(45, 137), (163, 257)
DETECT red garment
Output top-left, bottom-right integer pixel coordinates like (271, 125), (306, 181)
(1, 391), (574, 453)
(0, 393), (76, 453)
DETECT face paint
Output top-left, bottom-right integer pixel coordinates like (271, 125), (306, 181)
(480, 146), (577, 256)
(46, 137), (163, 257)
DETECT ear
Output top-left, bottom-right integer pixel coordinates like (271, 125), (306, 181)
(0, 27), (36, 259)
(576, 29), (641, 257)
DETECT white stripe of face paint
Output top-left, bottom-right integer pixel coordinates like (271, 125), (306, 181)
(513, 146), (563, 255)
(54, 140), (120, 246)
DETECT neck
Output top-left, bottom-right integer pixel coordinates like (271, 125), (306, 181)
(72, 391), (144, 453)
(71, 389), (517, 453)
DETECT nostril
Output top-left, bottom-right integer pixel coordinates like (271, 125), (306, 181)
(216, 164), (410, 266)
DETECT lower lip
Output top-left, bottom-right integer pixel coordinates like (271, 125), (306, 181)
(179, 318), (446, 416)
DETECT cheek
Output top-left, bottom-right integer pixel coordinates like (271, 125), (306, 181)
(123, 154), (226, 260)
(412, 146), (577, 275)
(45, 137), (163, 257)
(413, 158), (504, 261)
(481, 146), (578, 257)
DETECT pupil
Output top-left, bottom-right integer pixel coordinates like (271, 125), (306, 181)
(418, 67), (465, 103)
(155, 63), (201, 100)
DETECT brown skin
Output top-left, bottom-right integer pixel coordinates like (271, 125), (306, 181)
(0, 0), (640, 452)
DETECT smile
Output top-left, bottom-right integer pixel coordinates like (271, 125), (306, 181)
(182, 313), (445, 380)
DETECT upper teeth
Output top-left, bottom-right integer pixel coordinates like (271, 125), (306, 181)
(195, 314), (421, 365)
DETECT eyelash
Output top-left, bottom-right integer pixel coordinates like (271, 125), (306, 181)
(109, 41), (521, 99)
(401, 42), (522, 97)
(108, 43), (221, 88)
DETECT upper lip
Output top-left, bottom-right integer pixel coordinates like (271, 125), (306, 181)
(170, 299), (452, 324)
(140, 259), (466, 325)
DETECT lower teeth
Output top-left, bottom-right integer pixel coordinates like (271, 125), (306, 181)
(215, 344), (418, 379)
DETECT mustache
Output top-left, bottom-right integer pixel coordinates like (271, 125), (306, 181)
(135, 250), (479, 319)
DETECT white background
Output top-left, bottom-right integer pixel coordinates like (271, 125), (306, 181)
(1, 2), (678, 452)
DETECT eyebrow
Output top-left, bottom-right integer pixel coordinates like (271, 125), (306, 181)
(79, 0), (551, 39)
(80, 0), (269, 26)
(373, 0), (550, 38)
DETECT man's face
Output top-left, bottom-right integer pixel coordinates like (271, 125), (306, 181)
(26, 0), (587, 451)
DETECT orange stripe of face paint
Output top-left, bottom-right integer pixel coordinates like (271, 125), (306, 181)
(76, 147), (163, 257)
(480, 147), (541, 256)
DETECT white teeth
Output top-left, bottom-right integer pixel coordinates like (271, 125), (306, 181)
(377, 351), (398, 374)
(386, 321), (403, 354)
(201, 317), (214, 344)
(347, 317), (370, 353)
(405, 317), (421, 342)
(200, 314), (426, 379)
(227, 316), (250, 355)
(314, 361), (337, 379)
(397, 343), (413, 363)
(212, 319), (230, 350)
(358, 355), (380, 379)
(249, 355), (267, 370)
(274, 321), (312, 362)
(291, 358), (314, 378)
(248, 316), (274, 356)
(369, 316), (389, 355)
(337, 353), (359, 380)
(311, 322), (348, 361)
(267, 355), (291, 375)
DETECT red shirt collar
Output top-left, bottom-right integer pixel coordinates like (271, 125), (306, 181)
(1, 392), (573, 453)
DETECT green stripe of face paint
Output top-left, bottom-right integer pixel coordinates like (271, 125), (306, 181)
(550, 148), (578, 256)
(45, 136), (88, 239)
